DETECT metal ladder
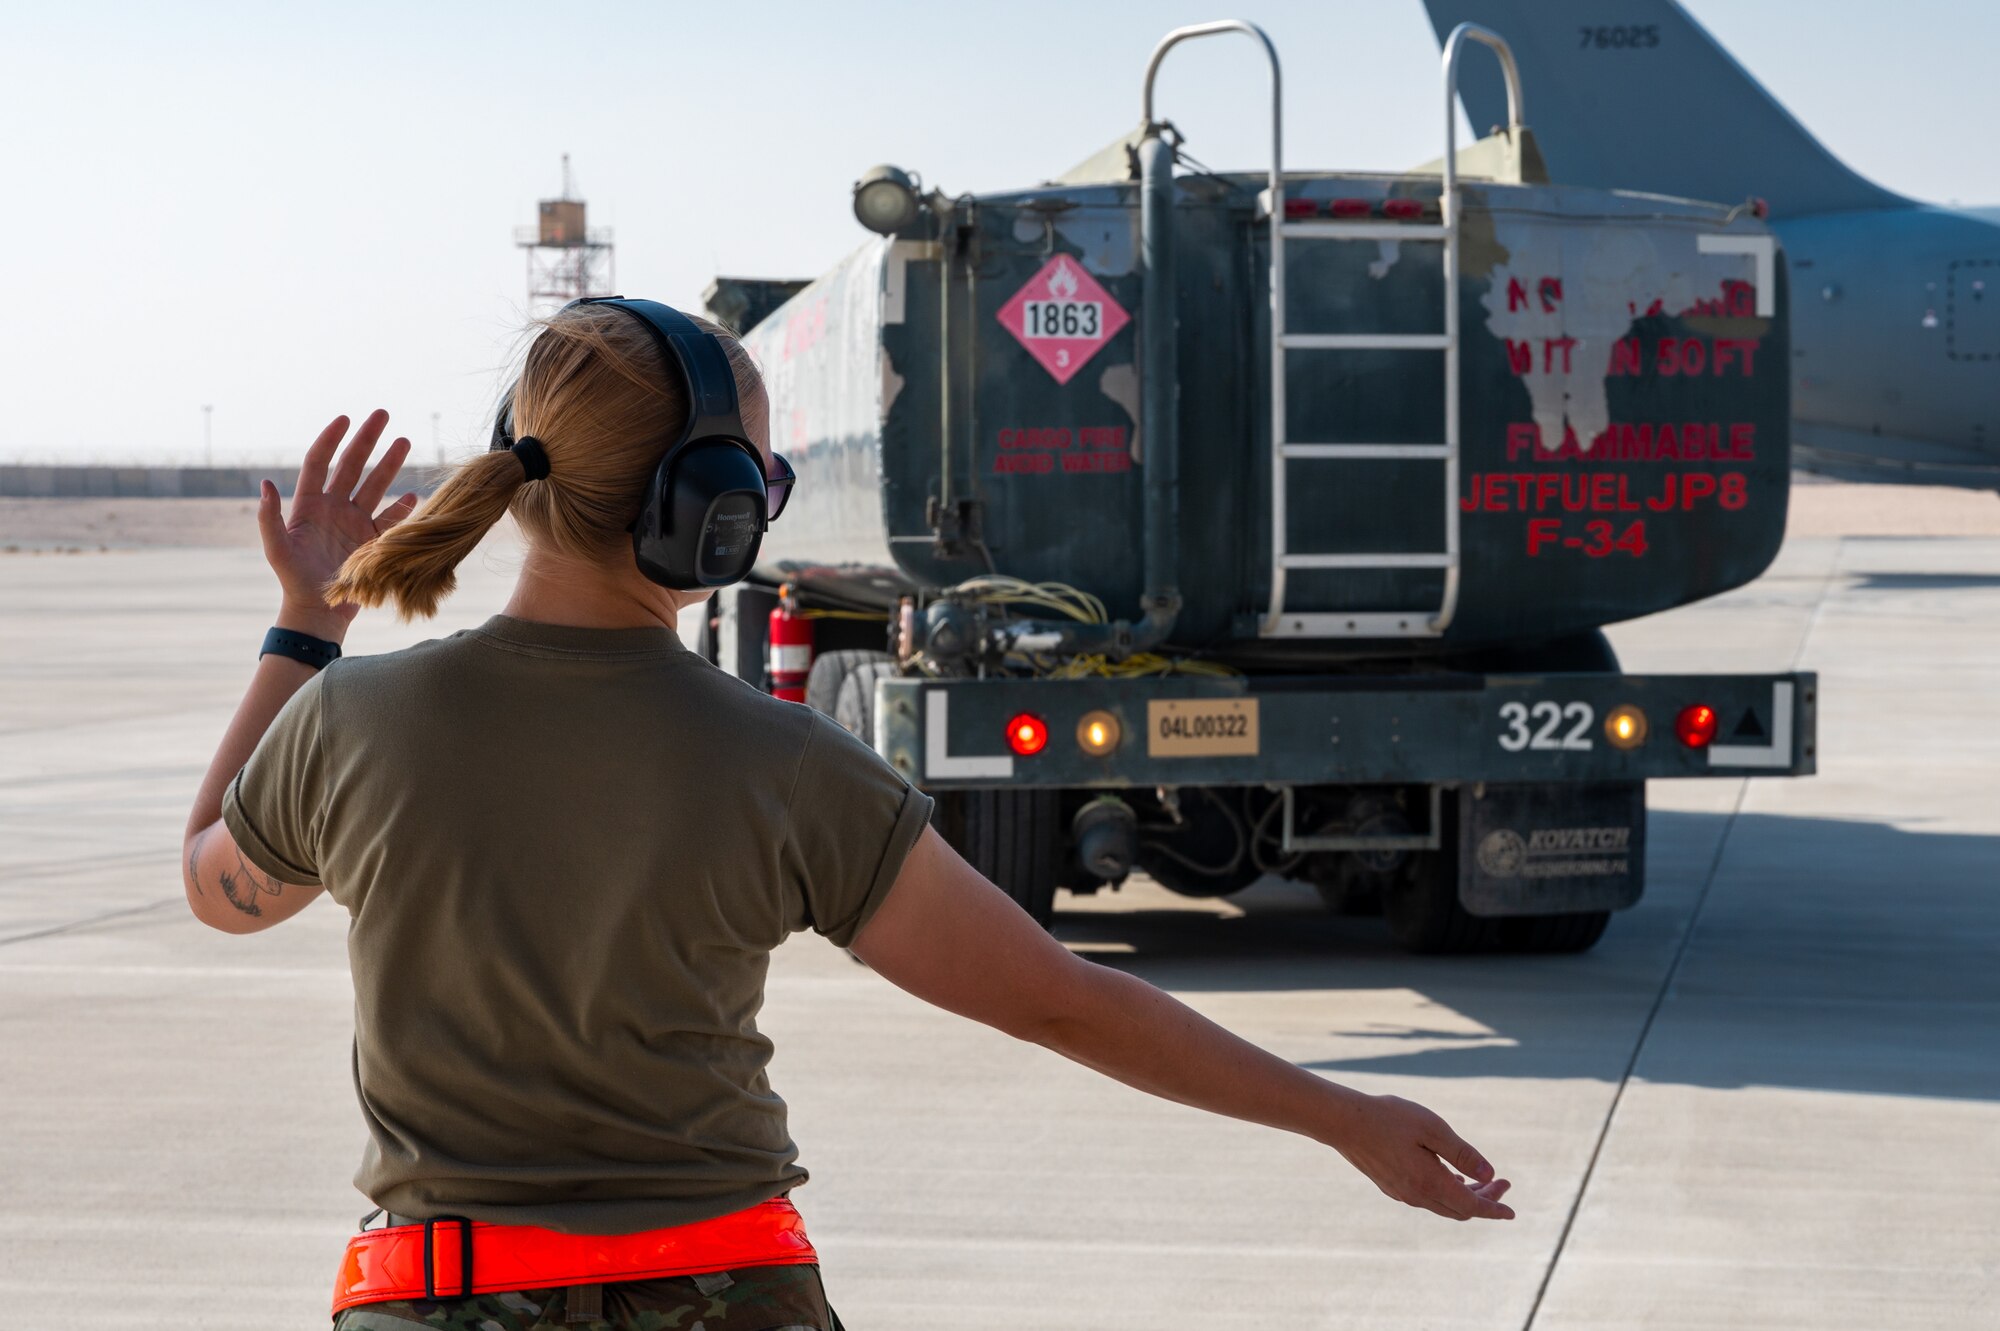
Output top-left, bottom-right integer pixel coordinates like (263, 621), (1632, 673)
(1143, 20), (1526, 639)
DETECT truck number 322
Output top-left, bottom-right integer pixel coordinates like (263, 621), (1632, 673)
(1497, 700), (1594, 752)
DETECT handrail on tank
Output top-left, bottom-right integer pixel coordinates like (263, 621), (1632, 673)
(1142, 19), (1282, 141)
(989, 25), (1288, 661)
(1143, 21), (1287, 645)
(1430, 22), (1526, 635)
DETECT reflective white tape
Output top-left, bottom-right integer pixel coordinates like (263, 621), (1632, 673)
(769, 644), (813, 673)
(925, 689), (1014, 780)
(1708, 681), (1795, 769)
(1696, 234), (1777, 317)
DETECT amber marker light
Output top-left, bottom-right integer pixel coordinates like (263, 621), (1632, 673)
(1006, 712), (1050, 757)
(1675, 703), (1719, 748)
(1076, 709), (1122, 757)
(1604, 704), (1649, 750)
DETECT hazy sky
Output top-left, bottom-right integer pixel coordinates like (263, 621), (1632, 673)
(5, 0), (1991, 466)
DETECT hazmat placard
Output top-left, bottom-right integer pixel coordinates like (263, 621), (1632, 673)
(996, 255), (1130, 385)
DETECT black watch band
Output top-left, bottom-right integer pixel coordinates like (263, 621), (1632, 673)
(260, 627), (342, 671)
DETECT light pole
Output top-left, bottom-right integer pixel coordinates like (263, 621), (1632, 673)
(202, 404), (214, 468)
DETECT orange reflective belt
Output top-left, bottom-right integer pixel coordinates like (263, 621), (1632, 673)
(331, 1198), (818, 1315)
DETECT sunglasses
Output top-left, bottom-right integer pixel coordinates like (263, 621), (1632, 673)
(764, 452), (796, 523)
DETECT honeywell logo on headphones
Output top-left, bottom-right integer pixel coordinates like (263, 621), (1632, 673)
(706, 507), (754, 556)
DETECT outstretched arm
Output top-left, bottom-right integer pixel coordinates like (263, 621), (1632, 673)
(182, 410), (416, 934)
(851, 826), (1515, 1222)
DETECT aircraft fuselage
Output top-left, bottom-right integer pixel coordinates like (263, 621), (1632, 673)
(1778, 205), (2000, 486)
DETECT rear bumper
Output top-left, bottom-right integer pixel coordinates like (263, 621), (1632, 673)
(874, 671), (1816, 789)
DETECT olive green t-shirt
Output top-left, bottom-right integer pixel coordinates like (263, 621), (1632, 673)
(221, 614), (932, 1234)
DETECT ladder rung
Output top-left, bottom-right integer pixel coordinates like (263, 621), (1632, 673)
(1281, 221), (1448, 241)
(1281, 333), (1450, 351)
(1283, 443), (1450, 460)
(1264, 612), (1444, 639)
(1280, 553), (1454, 570)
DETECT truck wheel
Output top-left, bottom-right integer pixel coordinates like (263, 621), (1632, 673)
(804, 650), (899, 737)
(1308, 794), (1410, 915)
(1497, 911), (1611, 953)
(934, 789), (1061, 928)
(1383, 857), (1498, 953)
(1380, 797), (1497, 954)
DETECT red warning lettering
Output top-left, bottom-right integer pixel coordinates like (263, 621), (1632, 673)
(1657, 337), (1759, 377)
(1505, 422), (1758, 463)
(1525, 518), (1650, 558)
(1461, 471), (1750, 513)
(992, 426), (1130, 476)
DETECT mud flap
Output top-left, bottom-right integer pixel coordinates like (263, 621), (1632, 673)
(1457, 782), (1645, 916)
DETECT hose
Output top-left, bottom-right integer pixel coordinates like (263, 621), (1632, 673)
(1137, 788), (1247, 878)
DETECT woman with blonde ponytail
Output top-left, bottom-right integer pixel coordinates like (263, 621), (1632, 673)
(180, 298), (1512, 1329)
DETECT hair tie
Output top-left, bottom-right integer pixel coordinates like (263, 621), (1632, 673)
(511, 436), (552, 482)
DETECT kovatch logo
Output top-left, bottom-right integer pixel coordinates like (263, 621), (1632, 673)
(1477, 826), (1632, 880)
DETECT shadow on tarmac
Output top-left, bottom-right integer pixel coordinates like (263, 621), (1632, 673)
(1058, 809), (2000, 1103)
(1847, 571), (2000, 592)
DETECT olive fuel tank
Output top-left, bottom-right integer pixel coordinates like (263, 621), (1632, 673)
(736, 155), (1788, 662)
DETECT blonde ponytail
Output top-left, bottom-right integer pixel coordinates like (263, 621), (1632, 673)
(326, 449), (531, 620)
(323, 302), (767, 621)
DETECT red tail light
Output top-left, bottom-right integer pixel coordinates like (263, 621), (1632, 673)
(1675, 704), (1718, 748)
(1382, 197), (1424, 220)
(1006, 713), (1049, 757)
(1283, 198), (1317, 220)
(1329, 197), (1372, 218)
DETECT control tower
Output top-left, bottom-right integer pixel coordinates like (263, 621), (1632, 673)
(516, 154), (614, 312)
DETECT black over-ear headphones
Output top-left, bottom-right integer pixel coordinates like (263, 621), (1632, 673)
(491, 296), (769, 590)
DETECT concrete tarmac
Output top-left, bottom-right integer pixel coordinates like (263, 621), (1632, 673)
(1, 503), (1995, 1329)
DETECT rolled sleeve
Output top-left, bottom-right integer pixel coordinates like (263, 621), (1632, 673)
(782, 711), (935, 947)
(219, 671), (328, 886)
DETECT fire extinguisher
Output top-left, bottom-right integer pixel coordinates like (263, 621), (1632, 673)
(767, 597), (814, 703)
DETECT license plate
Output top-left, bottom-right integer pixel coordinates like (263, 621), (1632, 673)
(1147, 698), (1260, 757)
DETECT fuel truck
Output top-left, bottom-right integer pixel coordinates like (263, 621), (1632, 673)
(697, 21), (1815, 953)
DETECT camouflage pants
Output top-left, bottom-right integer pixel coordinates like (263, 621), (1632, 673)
(331, 1262), (842, 1331)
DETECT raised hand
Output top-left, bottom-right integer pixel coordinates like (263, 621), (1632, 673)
(261, 410), (418, 638)
(1329, 1093), (1515, 1221)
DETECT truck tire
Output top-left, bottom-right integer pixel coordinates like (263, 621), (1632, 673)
(934, 789), (1062, 929)
(804, 649), (899, 738)
(1380, 796), (1499, 954)
(805, 651), (1061, 927)
(1383, 856), (1498, 954)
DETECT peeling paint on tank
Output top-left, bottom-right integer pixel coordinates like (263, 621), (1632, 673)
(879, 345), (905, 421)
(1097, 363), (1142, 461)
(1480, 219), (1772, 455)
(1054, 214), (1138, 276)
(883, 239), (938, 326)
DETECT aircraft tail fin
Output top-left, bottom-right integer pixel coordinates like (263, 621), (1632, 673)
(1420, 0), (1906, 216)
